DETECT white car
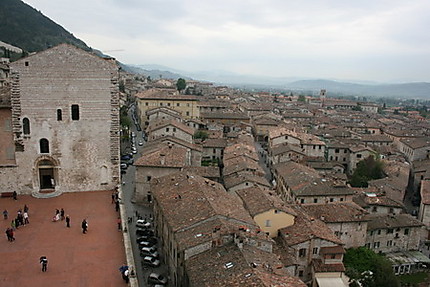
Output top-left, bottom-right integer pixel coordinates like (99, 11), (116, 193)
(138, 141), (143, 146)
(142, 256), (160, 267)
(136, 219), (151, 228)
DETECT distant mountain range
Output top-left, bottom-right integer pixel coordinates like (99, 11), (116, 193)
(128, 65), (430, 100)
(1, 0), (429, 100)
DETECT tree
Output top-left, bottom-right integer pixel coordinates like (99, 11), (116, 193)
(176, 78), (186, 92)
(194, 130), (208, 141)
(349, 155), (384, 187)
(298, 95), (306, 102)
(344, 247), (399, 287)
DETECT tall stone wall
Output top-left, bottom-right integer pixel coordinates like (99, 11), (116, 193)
(0, 44), (120, 194)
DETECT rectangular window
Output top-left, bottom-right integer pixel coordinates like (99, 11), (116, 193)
(335, 148), (340, 153)
(312, 247), (318, 255)
(167, 103), (171, 106)
(330, 198), (334, 202)
(147, 176), (152, 181)
(387, 229), (393, 234)
(177, 103), (180, 106)
(166, 128), (170, 132)
(300, 199), (305, 204)
(404, 229), (409, 235)
(145, 102), (149, 106)
(373, 242), (380, 248)
(57, 109), (62, 121)
(387, 240), (393, 246)
(186, 111), (190, 116)
(71, 104), (80, 121)
(357, 154), (362, 158)
(298, 270), (304, 277)
(299, 248), (306, 257)
(313, 198), (318, 203)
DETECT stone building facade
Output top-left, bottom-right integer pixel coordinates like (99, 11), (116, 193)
(0, 44), (120, 196)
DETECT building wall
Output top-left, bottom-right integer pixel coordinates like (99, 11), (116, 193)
(302, 144), (325, 158)
(298, 195), (353, 204)
(0, 108), (15, 165)
(327, 147), (350, 165)
(327, 222), (367, 248)
(254, 209), (295, 238)
(137, 97), (200, 124)
(292, 239), (339, 283)
(149, 125), (193, 143)
(7, 44), (119, 194)
(348, 150), (373, 174)
(365, 226), (421, 253)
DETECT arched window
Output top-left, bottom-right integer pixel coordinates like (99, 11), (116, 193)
(23, 118), (30, 135)
(40, 138), (49, 153)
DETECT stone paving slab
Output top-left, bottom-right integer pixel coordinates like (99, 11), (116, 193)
(0, 191), (127, 287)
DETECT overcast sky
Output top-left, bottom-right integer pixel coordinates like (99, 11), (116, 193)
(23, 0), (430, 83)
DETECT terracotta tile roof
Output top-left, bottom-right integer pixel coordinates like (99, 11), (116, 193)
(312, 259), (345, 273)
(320, 246), (345, 255)
(181, 166), (220, 179)
(202, 138), (227, 148)
(145, 106), (182, 117)
(279, 206), (343, 246)
(142, 135), (203, 152)
(201, 111), (250, 120)
(224, 174), (270, 190)
(270, 143), (306, 157)
(147, 118), (195, 136)
(352, 193), (404, 208)
(236, 186), (296, 218)
(400, 137), (430, 149)
(302, 202), (368, 223)
(366, 213), (424, 230)
(135, 143), (189, 167)
(186, 243), (306, 287)
(274, 162), (355, 197)
(151, 172), (256, 233)
(223, 157), (264, 177)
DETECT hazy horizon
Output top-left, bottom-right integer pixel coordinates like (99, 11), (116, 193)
(23, 0), (430, 83)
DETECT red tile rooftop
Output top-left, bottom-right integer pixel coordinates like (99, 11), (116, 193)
(0, 191), (126, 287)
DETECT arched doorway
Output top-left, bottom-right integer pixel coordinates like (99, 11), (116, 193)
(37, 158), (57, 192)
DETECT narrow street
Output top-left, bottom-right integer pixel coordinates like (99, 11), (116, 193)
(121, 105), (169, 286)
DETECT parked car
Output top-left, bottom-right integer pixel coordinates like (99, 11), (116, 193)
(148, 273), (168, 285)
(142, 256), (160, 267)
(136, 236), (158, 245)
(120, 163), (128, 169)
(140, 247), (159, 258)
(132, 149), (137, 154)
(138, 240), (156, 248)
(138, 141), (143, 146)
(121, 154), (132, 161)
(136, 228), (154, 237)
(131, 132), (136, 137)
(136, 219), (151, 229)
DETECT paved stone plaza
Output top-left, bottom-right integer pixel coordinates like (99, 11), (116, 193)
(0, 191), (127, 287)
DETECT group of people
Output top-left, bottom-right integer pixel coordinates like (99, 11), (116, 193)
(118, 264), (130, 283)
(4, 204), (30, 242)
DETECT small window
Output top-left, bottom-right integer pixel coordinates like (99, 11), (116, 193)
(299, 248), (306, 257)
(404, 228), (409, 235)
(298, 270), (304, 277)
(167, 103), (171, 106)
(57, 109), (62, 121)
(71, 104), (80, 121)
(177, 103), (180, 107)
(173, 128), (176, 132)
(330, 198), (334, 202)
(335, 148), (340, 153)
(300, 199), (305, 204)
(387, 229), (393, 234)
(357, 154), (362, 158)
(313, 247), (318, 255)
(40, 138), (49, 153)
(145, 102), (149, 106)
(25, 61), (29, 66)
(187, 103), (190, 107)
(23, 118), (30, 135)
(166, 128), (170, 132)
(147, 176), (152, 182)
(186, 111), (190, 116)
(313, 198), (318, 203)
(160, 102), (163, 106)
(377, 230), (381, 235)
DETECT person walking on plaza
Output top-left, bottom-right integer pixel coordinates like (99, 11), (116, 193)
(23, 211), (29, 225)
(81, 219), (88, 234)
(60, 208), (65, 221)
(39, 256), (48, 272)
(12, 191), (17, 200)
(117, 217), (121, 231)
(3, 209), (7, 220)
(6, 228), (15, 242)
(115, 200), (120, 212)
(24, 204), (29, 213)
(65, 215), (70, 228)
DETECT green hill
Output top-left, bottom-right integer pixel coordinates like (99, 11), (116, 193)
(0, 0), (90, 53)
